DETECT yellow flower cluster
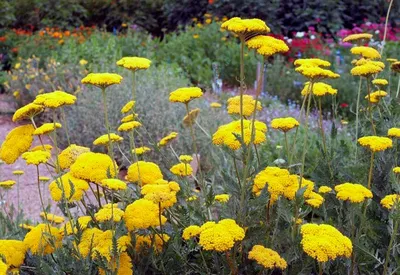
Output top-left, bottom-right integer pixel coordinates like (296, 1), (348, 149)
(380, 194), (400, 209)
(351, 60), (384, 76)
(70, 152), (117, 183)
(0, 240), (27, 271)
(78, 228), (121, 260)
(318, 186), (332, 194)
(301, 82), (337, 96)
(93, 133), (123, 146)
(169, 87), (203, 103)
(126, 161), (163, 185)
(179, 155), (193, 163)
(31, 144), (52, 152)
(133, 146), (151, 155)
(116, 56), (151, 71)
(0, 260), (6, 274)
(158, 132), (178, 146)
(270, 117), (299, 132)
(182, 225), (201, 240)
(0, 180), (16, 189)
(210, 102), (221, 108)
(101, 178), (127, 190)
(351, 46), (381, 60)
(22, 150), (51, 165)
(33, 122), (62, 135)
(0, 124), (35, 164)
(334, 183), (372, 203)
(33, 91), (77, 108)
(305, 192), (324, 208)
(388, 128), (400, 138)
(227, 95), (262, 117)
(135, 234), (170, 253)
(81, 73), (123, 88)
(300, 223), (352, 262)
(99, 252), (133, 275)
(12, 103), (43, 122)
(123, 198), (167, 230)
(248, 245), (287, 270)
(170, 162), (193, 176)
(49, 173), (89, 202)
(40, 212), (65, 224)
(183, 108), (200, 126)
(58, 144), (90, 170)
(294, 58), (331, 67)
(214, 194), (230, 203)
(295, 65), (340, 80)
(365, 90), (387, 103)
(372, 78), (388, 86)
(121, 113), (138, 123)
(221, 17), (270, 36)
(393, 167), (400, 174)
(358, 136), (393, 152)
(63, 216), (92, 235)
(141, 179), (180, 209)
(212, 119), (267, 150)
(121, 100), (135, 114)
(12, 170), (24, 175)
(24, 224), (62, 255)
(342, 33), (373, 43)
(95, 203), (125, 222)
(246, 35), (289, 57)
(118, 121), (142, 132)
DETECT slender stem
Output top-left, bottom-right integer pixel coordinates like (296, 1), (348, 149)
(239, 38), (245, 147)
(284, 132), (290, 166)
(383, 217), (399, 275)
(17, 176), (20, 213)
(52, 110), (61, 172)
(195, 120), (211, 138)
(396, 77), (400, 99)
(355, 77), (362, 160)
(380, 0), (394, 56)
(367, 152), (375, 189)
(318, 261), (323, 275)
(366, 78), (376, 135)
(36, 166), (48, 221)
(318, 98), (327, 154)
(225, 251), (238, 275)
(60, 107), (71, 145)
(232, 156), (241, 187)
(131, 71), (136, 103)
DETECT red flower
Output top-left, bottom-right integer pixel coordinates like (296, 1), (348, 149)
(209, 0), (214, 4)
(340, 103), (349, 108)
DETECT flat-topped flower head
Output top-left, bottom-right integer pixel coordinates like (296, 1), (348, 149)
(334, 183), (373, 203)
(13, 170), (24, 175)
(248, 245), (287, 270)
(118, 121), (142, 132)
(391, 61), (400, 73)
(358, 136), (392, 152)
(33, 122), (62, 135)
(381, 194), (400, 210)
(0, 125), (35, 164)
(301, 82), (337, 96)
(13, 103), (43, 122)
(271, 117), (299, 132)
(22, 150), (51, 165)
(393, 167), (400, 174)
(182, 225), (201, 240)
(0, 240), (27, 271)
(31, 144), (53, 152)
(33, 91), (76, 108)
(295, 66), (340, 80)
(126, 161), (163, 185)
(179, 155), (193, 163)
(121, 113), (138, 123)
(58, 144), (90, 170)
(70, 152), (117, 183)
(169, 87), (203, 104)
(124, 199), (167, 231)
(95, 204), (124, 223)
(101, 178), (127, 190)
(343, 33), (373, 43)
(246, 35), (289, 56)
(121, 100), (135, 114)
(210, 102), (222, 108)
(300, 223), (352, 262)
(81, 73), (123, 89)
(294, 58), (331, 67)
(365, 90), (387, 104)
(354, 58), (385, 68)
(372, 78), (388, 86)
(351, 62), (384, 77)
(227, 95), (262, 117)
(158, 132), (178, 147)
(24, 224), (62, 255)
(141, 180), (180, 209)
(93, 133), (123, 146)
(214, 194), (230, 203)
(170, 162), (193, 177)
(388, 128), (400, 138)
(183, 108), (200, 126)
(49, 173), (89, 202)
(221, 17), (270, 38)
(133, 146), (151, 155)
(305, 192), (324, 208)
(318, 186), (332, 194)
(351, 46), (381, 60)
(0, 180), (16, 189)
(40, 212), (64, 224)
(387, 58), (398, 63)
(117, 56), (151, 71)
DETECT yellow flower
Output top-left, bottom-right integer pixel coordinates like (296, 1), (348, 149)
(78, 228), (114, 260)
(351, 61), (384, 76)
(295, 65), (340, 79)
(270, 117), (299, 132)
(380, 194), (400, 210)
(210, 102), (221, 108)
(81, 73), (123, 88)
(387, 58), (398, 63)
(246, 35), (289, 57)
(187, 195), (198, 201)
(193, 34), (199, 39)
(334, 183), (373, 203)
(101, 178), (127, 190)
(39, 176), (50, 182)
(358, 136), (392, 152)
(301, 82), (337, 96)
(350, 46), (381, 60)
(391, 61), (400, 73)
(121, 113), (138, 123)
(355, 58), (385, 68)
(79, 59), (88, 66)
(118, 121), (142, 132)
(93, 133), (123, 146)
(365, 90), (387, 103)
(183, 108), (200, 126)
(95, 203), (125, 222)
(158, 132), (178, 146)
(227, 95), (262, 117)
(388, 128), (400, 139)
(221, 17), (270, 36)
(33, 91), (77, 108)
(63, 216), (92, 235)
(40, 212), (65, 224)
(300, 223), (352, 262)
(169, 87), (203, 103)
(342, 33), (373, 43)
(393, 167), (400, 174)
(0, 240), (27, 270)
(15, 63), (21, 69)
(0, 259), (6, 274)
(141, 180), (180, 209)
(70, 152), (117, 183)
(248, 245), (287, 270)
(318, 186), (332, 194)
(0, 180), (16, 189)
(12, 103), (43, 122)
(124, 199), (167, 230)
(49, 173), (89, 202)
(33, 122), (62, 135)
(24, 224), (62, 255)
(12, 170), (24, 175)
(21, 150), (50, 165)
(170, 162), (193, 177)
(0, 124), (35, 164)
(58, 144), (90, 170)
(135, 234), (169, 253)
(30, 144), (53, 152)
(116, 57), (151, 71)
(372, 78), (388, 86)
(121, 100), (135, 114)
(179, 155), (193, 163)
(132, 146), (151, 155)
(126, 161), (163, 185)
(294, 58), (331, 67)
(214, 194), (230, 203)
(182, 225), (201, 240)
(98, 252), (133, 275)
(305, 192), (324, 208)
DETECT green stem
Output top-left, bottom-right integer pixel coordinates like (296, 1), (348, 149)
(383, 217), (399, 275)
(367, 152), (375, 190)
(318, 261), (323, 275)
(239, 38), (245, 148)
(366, 78), (376, 135)
(284, 132), (290, 166)
(132, 71), (136, 102)
(355, 77), (362, 160)
(396, 77), (400, 99)
(380, 0), (394, 56)
(61, 107), (71, 145)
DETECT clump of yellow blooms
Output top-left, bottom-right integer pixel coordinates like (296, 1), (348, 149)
(183, 108), (200, 126)
(101, 178), (127, 190)
(33, 91), (77, 108)
(132, 146), (151, 155)
(12, 170), (24, 175)
(334, 183), (373, 203)
(342, 33), (373, 43)
(40, 212), (65, 224)
(33, 122), (62, 135)
(358, 136), (393, 152)
(21, 150), (51, 165)
(301, 82), (337, 96)
(93, 133), (123, 146)
(182, 225), (201, 240)
(141, 179), (180, 209)
(127, 161), (163, 185)
(393, 167), (400, 174)
(294, 58), (331, 67)
(388, 128), (400, 138)
(121, 113), (138, 123)
(372, 78), (388, 86)
(58, 144), (90, 170)
(124, 198), (167, 231)
(300, 223), (352, 262)
(31, 144), (53, 152)
(350, 46), (381, 60)
(365, 90), (387, 103)
(270, 117), (299, 132)
(63, 216), (92, 235)
(248, 245), (287, 270)
(179, 155), (193, 163)
(77, 228), (118, 260)
(0, 180), (16, 189)
(318, 186), (332, 194)
(170, 162), (193, 176)
(210, 102), (221, 108)
(12, 103), (43, 122)
(81, 73), (123, 88)
(49, 173), (89, 202)
(135, 234), (170, 253)
(95, 203), (125, 222)
(116, 56), (151, 71)
(221, 17), (270, 36)
(295, 65), (340, 80)
(305, 192), (324, 208)
(169, 87), (203, 103)
(0, 124), (35, 164)
(381, 194), (400, 210)
(24, 224), (62, 255)
(227, 95), (262, 117)
(118, 121), (142, 132)
(70, 152), (117, 183)
(121, 100), (135, 114)
(158, 132), (178, 146)
(0, 240), (27, 271)
(212, 119), (267, 150)
(351, 61), (384, 76)
(214, 194), (230, 203)
(246, 35), (289, 57)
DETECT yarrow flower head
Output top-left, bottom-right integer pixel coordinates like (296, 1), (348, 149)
(121, 113), (138, 123)
(33, 91), (77, 108)
(33, 122), (62, 135)
(318, 186), (332, 194)
(393, 167), (400, 174)
(95, 204), (125, 223)
(221, 17), (270, 38)
(301, 82), (337, 96)
(118, 121), (142, 132)
(132, 146), (151, 155)
(22, 150), (51, 165)
(248, 245), (287, 270)
(58, 144), (90, 170)
(0, 180), (16, 189)
(127, 161), (163, 185)
(351, 61), (384, 76)
(179, 155), (193, 163)
(380, 194), (400, 210)
(49, 173), (89, 202)
(246, 35), (289, 57)
(124, 199), (167, 231)
(358, 136), (392, 152)
(31, 144), (53, 152)
(365, 90), (387, 103)
(40, 212), (65, 224)
(334, 183), (372, 203)
(342, 33), (373, 43)
(294, 58), (331, 67)
(0, 124), (35, 164)
(214, 194), (230, 203)
(93, 133), (123, 146)
(12, 170), (24, 175)
(210, 102), (222, 108)
(81, 73), (123, 89)
(24, 224), (62, 255)
(101, 178), (127, 190)
(391, 61), (400, 73)
(116, 56), (151, 71)
(0, 240), (27, 271)
(141, 179), (180, 209)
(372, 78), (388, 86)
(271, 117), (299, 132)
(300, 223), (352, 262)
(121, 100), (135, 114)
(158, 132), (178, 147)
(12, 103), (43, 122)
(388, 128), (400, 138)
(182, 225), (201, 240)
(305, 192), (324, 208)
(295, 65), (340, 80)
(350, 46), (381, 60)
(227, 95), (262, 117)
(70, 152), (117, 183)
(170, 162), (193, 177)
(169, 87), (203, 104)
